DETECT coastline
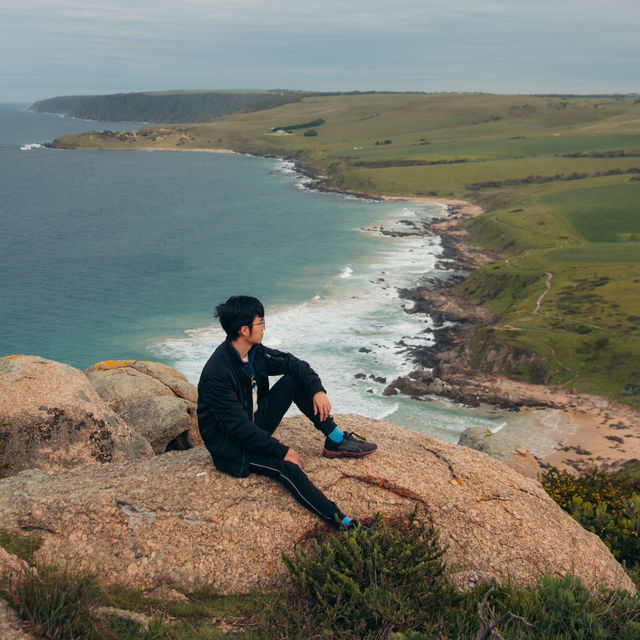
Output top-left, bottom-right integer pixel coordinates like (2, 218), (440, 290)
(48, 141), (640, 473)
(51, 145), (237, 154)
(373, 194), (640, 474)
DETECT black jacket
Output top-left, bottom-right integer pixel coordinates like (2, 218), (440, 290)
(197, 340), (325, 477)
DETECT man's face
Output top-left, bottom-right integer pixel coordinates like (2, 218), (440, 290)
(247, 315), (266, 344)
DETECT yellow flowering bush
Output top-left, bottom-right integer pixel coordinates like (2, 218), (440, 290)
(542, 467), (640, 568)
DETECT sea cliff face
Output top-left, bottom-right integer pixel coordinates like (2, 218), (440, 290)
(0, 355), (634, 595)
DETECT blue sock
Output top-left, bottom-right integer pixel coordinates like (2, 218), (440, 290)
(328, 427), (344, 443)
(340, 516), (352, 530)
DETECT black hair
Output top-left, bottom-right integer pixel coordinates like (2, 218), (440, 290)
(215, 295), (264, 340)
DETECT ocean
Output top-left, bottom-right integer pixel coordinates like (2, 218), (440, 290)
(1, 102), (561, 447)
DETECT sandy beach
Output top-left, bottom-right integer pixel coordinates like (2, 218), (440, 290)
(479, 376), (640, 473)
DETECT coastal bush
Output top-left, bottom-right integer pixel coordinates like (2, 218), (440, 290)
(258, 513), (461, 639)
(449, 574), (640, 639)
(271, 118), (325, 132)
(542, 466), (640, 570)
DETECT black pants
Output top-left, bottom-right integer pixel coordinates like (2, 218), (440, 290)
(250, 375), (345, 526)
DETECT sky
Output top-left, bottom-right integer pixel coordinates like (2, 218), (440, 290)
(1, 0), (639, 102)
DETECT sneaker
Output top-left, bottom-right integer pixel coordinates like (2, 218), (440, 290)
(323, 432), (377, 458)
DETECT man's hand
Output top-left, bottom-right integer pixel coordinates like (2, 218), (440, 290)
(284, 447), (301, 467)
(313, 391), (332, 423)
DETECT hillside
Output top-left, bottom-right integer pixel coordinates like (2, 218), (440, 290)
(50, 92), (640, 406)
(29, 90), (313, 123)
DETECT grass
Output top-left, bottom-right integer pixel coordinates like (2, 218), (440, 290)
(3, 512), (640, 640)
(51, 92), (640, 404)
(541, 182), (640, 242)
(0, 528), (41, 563)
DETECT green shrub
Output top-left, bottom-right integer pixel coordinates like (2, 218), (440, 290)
(456, 574), (640, 639)
(542, 466), (640, 569)
(259, 513), (460, 639)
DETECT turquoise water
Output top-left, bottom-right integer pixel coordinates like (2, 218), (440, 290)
(1, 104), (398, 363)
(1, 103), (538, 441)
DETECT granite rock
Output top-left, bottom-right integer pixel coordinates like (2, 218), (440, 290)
(0, 600), (35, 640)
(0, 415), (632, 595)
(0, 355), (152, 474)
(119, 396), (199, 454)
(85, 360), (201, 451)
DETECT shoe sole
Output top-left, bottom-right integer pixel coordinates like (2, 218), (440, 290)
(322, 448), (376, 459)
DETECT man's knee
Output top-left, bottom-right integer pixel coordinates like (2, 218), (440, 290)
(272, 374), (304, 396)
(281, 459), (307, 481)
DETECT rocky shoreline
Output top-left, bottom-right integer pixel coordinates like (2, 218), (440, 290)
(289, 159), (640, 473)
(382, 204), (640, 473)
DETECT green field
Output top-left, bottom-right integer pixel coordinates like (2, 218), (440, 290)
(53, 93), (640, 405)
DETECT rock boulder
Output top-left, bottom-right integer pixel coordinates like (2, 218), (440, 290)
(0, 600), (34, 640)
(119, 396), (199, 454)
(0, 356), (152, 474)
(0, 415), (632, 595)
(458, 426), (542, 480)
(85, 360), (201, 451)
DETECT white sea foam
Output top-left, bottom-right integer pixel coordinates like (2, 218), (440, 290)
(151, 202), (447, 424)
(20, 143), (44, 151)
(149, 177), (514, 440)
(339, 265), (353, 278)
(272, 159), (316, 190)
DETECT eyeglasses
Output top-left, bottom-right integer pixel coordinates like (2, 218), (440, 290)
(252, 320), (266, 327)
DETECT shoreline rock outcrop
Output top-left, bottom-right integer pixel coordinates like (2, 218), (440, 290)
(458, 426), (542, 480)
(0, 414), (633, 595)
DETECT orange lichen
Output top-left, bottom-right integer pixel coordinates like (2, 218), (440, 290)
(90, 360), (137, 371)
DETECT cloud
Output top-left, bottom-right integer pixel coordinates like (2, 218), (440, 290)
(1, 0), (639, 100)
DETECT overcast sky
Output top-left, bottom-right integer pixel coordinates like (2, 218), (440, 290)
(1, 0), (639, 102)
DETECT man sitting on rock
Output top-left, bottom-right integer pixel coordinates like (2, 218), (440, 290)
(197, 295), (377, 530)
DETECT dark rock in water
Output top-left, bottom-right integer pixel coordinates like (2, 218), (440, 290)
(458, 426), (542, 480)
